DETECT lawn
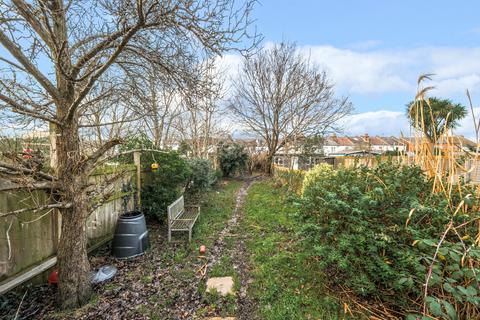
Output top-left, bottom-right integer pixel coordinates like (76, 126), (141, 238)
(241, 180), (344, 320)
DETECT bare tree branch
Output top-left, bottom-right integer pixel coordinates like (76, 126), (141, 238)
(0, 202), (72, 219)
(0, 30), (59, 100)
(0, 161), (56, 181)
(0, 93), (63, 126)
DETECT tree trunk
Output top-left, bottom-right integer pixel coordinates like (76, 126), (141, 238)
(55, 118), (93, 308)
(57, 205), (91, 308)
(265, 153), (274, 175)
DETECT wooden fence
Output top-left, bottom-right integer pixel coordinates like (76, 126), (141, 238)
(0, 169), (135, 294)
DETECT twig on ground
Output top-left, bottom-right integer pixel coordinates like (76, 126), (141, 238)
(14, 289), (28, 320)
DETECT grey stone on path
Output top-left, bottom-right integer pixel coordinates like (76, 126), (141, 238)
(206, 276), (235, 296)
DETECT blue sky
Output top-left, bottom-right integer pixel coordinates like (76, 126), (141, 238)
(225, 0), (480, 137)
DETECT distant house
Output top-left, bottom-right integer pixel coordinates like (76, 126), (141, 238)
(323, 135), (356, 155)
(437, 136), (477, 154)
(233, 132), (477, 170)
(328, 150), (382, 157)
(268, 134), (417, 169)
(234, 137), (268, 154)
(323, 134), (406, 156)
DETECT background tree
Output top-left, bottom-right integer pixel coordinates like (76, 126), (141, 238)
(0, 0), (257, 308)
(229, 42), (353, 173)
(176, 58), (227, 158)
(406, 97), (467, 143)
(140, 67), (183, 149)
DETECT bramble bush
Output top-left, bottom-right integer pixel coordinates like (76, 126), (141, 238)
(299, 162), (479, 317)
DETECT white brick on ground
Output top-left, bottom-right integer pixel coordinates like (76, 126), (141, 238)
(206, 276), (235, 296)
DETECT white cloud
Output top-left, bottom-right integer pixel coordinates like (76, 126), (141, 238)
(302, 46), (480, 96)
(221, 45), (480, 96)
(433, 74), (480, 96)
(219, 44), (480, 138)
(340, 110), (410, 136)
(340, 108), (480, 140)
(300, 45), (414, 93)
(348, 40), (382, 50)
(224, 107), (480, 139)
(455, 107), (480, 140)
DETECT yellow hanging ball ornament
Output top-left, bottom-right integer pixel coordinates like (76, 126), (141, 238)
(151, 162), (159, 171)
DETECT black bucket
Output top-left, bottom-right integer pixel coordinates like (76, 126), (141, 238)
(112, 211), (149, 259)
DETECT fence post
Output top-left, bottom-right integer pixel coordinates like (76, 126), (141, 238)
(133, 151), (141, 208)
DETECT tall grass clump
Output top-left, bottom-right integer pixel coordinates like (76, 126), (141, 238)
(272, 164), (305, 195)
(406, 75), (480, 319)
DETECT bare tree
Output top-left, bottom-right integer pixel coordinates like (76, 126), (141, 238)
(176, 58), (227, 158)
(230, 42), (353, 173)
(138, 66), (183, 148)
(0, 0), (257, 308)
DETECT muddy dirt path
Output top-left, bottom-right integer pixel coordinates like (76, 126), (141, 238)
(203, 176), (261, 319)
(206, 178), (252, 269)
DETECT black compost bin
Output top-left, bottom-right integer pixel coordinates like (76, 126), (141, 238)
(112, 211), (149, 259)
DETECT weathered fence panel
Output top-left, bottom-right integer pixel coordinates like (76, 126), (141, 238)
(0, 170), (135, 292)
(0, 190), (56, 282)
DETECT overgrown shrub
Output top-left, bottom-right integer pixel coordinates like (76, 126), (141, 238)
(300, 162), (479, 317)
(217, 142), (248, 177)
(187, 158), (218, 191)
(301, 163), (333, 195)
(141, 151), (191, 223)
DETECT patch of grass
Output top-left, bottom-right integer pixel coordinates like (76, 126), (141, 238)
(210, 255), (234, 277)
(203, 288), (237, 317)
(140, 274), (154, 284)
(190, 180), (243, 248)
(241, 180), (344, 320)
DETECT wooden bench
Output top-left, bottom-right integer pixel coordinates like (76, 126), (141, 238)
(167, 195), (200, 242)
